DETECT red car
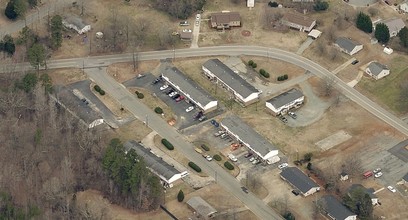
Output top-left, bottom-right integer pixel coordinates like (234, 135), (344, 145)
(176, 95), (185, 102)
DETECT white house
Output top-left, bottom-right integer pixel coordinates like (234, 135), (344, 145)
(266, 88), (304, 116)
(335, 37), (363, 56)
(400, 1), (408, 12)
(63, 15), (91, 34)
(162, 67), (218, 113)
(365, 61), (390, 80)
(202, 59), (261, 106)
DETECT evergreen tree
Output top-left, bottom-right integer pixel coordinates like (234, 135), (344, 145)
(1, 35), (16, 56)
(4, 1), (17, 20)
(356, 12), (373, 33)
(398, 27), (408, 47)
(375, 23), (390, 44)
(28, 43), (46, 70)
(177, 190), (184, 202)
(50, 15), (63, 49)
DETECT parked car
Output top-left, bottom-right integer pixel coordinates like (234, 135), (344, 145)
(210, 119), (219, 127)
(182, 29), (192, 32)
(172, 94), (181, 100)
(205, 155), (213, 161)
(165, 89), (174, 95)
(291, 190), (300, 196)
(288, 111), (297, 119)
(373, 168), (382, 173)
(198, 115), (207, 121)
(151, 78), (160, 84)
(249, 157), (255, 162)
(241, 186), (249, 193)
(387, 185), (396, 193)
(244, 152), (253, 158)
(137, 74), (145, 79)
(278, 163), (289, 170)
(196, 14), (201, 20)
(195, 20), (199, 26)
(228, 154), (238, 162)
(179, 21), (189, 26)
(186, 106), (194, 112)
(193, 111), (203, 120)
(169, 92), (178, 97)
(351, 60), (359, 65)
(159, 84), (168, 91)
(195, 147), (203, 154)
(279, 116), (288, 123)
(374, 172), (383, 178)
(175, 95), (185, 102)
(252, 159), (260, 165)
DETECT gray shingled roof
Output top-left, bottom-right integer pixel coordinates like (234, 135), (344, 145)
(186, 197), (217, 218)
(280, 167), (319, 194)
(202, 59), (259, 99)
(124, 140), (180, 182)
(335, 37), (361, 53)
(221, 115), (277, 157)
(55, 85), (101, 125)
(382, 18), (406, 35)
(266, 88), (304, 109)
(367, 62), (389, 76)
(321, 195), (356, 220)
(403, 172), (408, 182)
(162, 67), (216, 109)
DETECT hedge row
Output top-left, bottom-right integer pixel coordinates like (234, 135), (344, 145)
(248, 60), (257, 68)
(224, 161), (234, 170)
(135, 91), (144, 99)
(161, 138), (174, 150)
(213, 154), (222, 161)
(188, 162), (202, 173)
(201, 144), (210, 151)
(277, 74), (289, 81)
(154, 107), (163, 114)
(259, 69), (270, 78)
(94, 85), (106, 96)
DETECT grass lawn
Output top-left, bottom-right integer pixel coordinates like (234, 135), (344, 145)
(357, 56), (408, 115)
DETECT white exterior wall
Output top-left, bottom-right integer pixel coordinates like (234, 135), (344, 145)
(203, 101), (218, 111)
(365, 68), (390, 80)
(303, 187), (320, 197)
(349, 44), (363, 55)
(89, 119), (104, 129)
(265, 96), (304, 115)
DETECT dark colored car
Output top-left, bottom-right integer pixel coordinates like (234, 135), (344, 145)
(172, 94), (181, 100)
(198, 115), (207, 122)
(241, 186), (249, 193)
(210, 119), (219, 127)
(351, 60), (359, 65)
(165, 89), (174, 95)
(244, 152), (253, 158)
(151, 78), (160, 85)
(292, 190), (300, 196)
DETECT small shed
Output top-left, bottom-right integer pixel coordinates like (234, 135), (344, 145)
(62, 15), (91, 34)
(308, 29), (322, 39)
(383, 47), (393, 55)
(340, 171), (349, 181)
(187, 196), (217, 219)
(365, 61), (390, 80)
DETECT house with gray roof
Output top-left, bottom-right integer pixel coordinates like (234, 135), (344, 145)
(124, 140), (188, 188)
(202, 59), (261, 106)
(335, 37), (363, 56)
(220, 115), (278, 161)
(53, 86), (104, 129)
(321, 195), (357, 220)
(365, 61), (390, 80)
(347, 184), (379, 205)
(280, 167), (320, 196)
(187, 196), (217, 219)
(62, 15), (91, 34)
(265, 88), (304, 116)
(381, 18), (405, 37)
(403, 172), (408, 183)
(162, 67), (218, 113)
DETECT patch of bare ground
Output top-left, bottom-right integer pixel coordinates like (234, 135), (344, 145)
(49, 68), (87, 85)
(75, 189), (168, 220)
(128, 87), (176, 121)
(107, 61), (160, 83)
(241, 56), (305, 83)
(153, 134), (208, 177)
(107, 119), (152, 142)
(166, 183), (258, 220)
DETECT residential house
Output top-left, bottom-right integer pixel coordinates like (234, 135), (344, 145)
(180, 32), (193, 41)
(321, 195), (357, 220)
(265, 88), (304, 116)
(210, 12), (241, 29)
(62, 15), (91, 34)
(400, 1), (408, 13)
(162, 67), (218, 113)
(281, 12), (316, 32)
(280, 167), (320, 196)
(381, 18), (406, 37)
(187, 197), (217, 219)
(124, 140), (189, 188)
(202, 59), (261, 106)
(335, 37), (363, 56)
(348, 184), (379, 205)
(365, 61), (390, 80)
(220, 115), (279, 162)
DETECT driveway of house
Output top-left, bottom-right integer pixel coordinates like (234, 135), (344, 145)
(296, 37), (314, 55)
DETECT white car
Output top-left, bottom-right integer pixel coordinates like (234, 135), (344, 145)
(373, 168), (382, 173)
(387, 185), (396, 193)
(169, 91), (178, 97)
(160, 84), (168, 91)
(228, 154), (238, 162)
(252, 159), (259, 165)
(182, 29), (192, 32)
(205, 155), (213, 161)
(196, 14), (201, 20)
(374, 172), (383, 178)
(278, 163), (289, 169)
(186, 106), (194, 112)
(249, 157), (255, 162)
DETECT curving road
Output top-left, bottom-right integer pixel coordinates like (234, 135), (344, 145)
(3, 46), (408, 137)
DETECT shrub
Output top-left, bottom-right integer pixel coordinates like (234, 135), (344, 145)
(161, 138), (174, 150)
(307, 162), (312, 170)
(201, 144), (210, 151)
(304, 153), (313, 162)
(277, 76), (283, 81)
(177, 190), (184, 202)
(99, 90), (106, 95)
(268, 1), (279, 7)
(137, 92), (144, 99)
(135, 91), (140, 95)
(259, 69), (270, 78)
(248, 60), (254, 66)
(213, 154), (222, 161)
(154, 107), (163, 114)
(224, 161), (234, 170)
(283, 74), (288, 80)
(252, 63), (257, 68)
(94, 85), (101, 92)
(188, 162), (201, 172)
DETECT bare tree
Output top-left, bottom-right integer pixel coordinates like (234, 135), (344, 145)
(325, 26), (337, 43)
(316, 40), (328, 56)
(342, 155), (363, 178)
(328, 48), (340, 61)
(321, 163), (341, 192)
(368, 7), (379, 17)
(133, 17), (150, 48)
(319, 76), (337, 97)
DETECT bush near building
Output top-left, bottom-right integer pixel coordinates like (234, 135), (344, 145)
(188, 162), (202, 172)
(161, 138), (174, 150)
(224, 161), (234, 170)
(259, 69), (270, 78)
(154, 107), (163, 114)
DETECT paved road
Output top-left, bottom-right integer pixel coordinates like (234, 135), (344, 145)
(0, 0), (73, 38)
(85, 67), (282, 220)
(4, 45), (408, 137)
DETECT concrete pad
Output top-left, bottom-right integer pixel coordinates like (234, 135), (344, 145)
(315, 130), (352, 151)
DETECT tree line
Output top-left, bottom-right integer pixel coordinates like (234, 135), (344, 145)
(151, 0), (206, 19)
(5, 0), (38, 20)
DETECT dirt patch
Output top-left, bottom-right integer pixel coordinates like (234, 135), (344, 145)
(107, 61), (160, 83)
(49, 68), (87, 85)
(153, 134), (208, 177)
(315, 130), (352, 151)
(108, 119), (152, 142)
